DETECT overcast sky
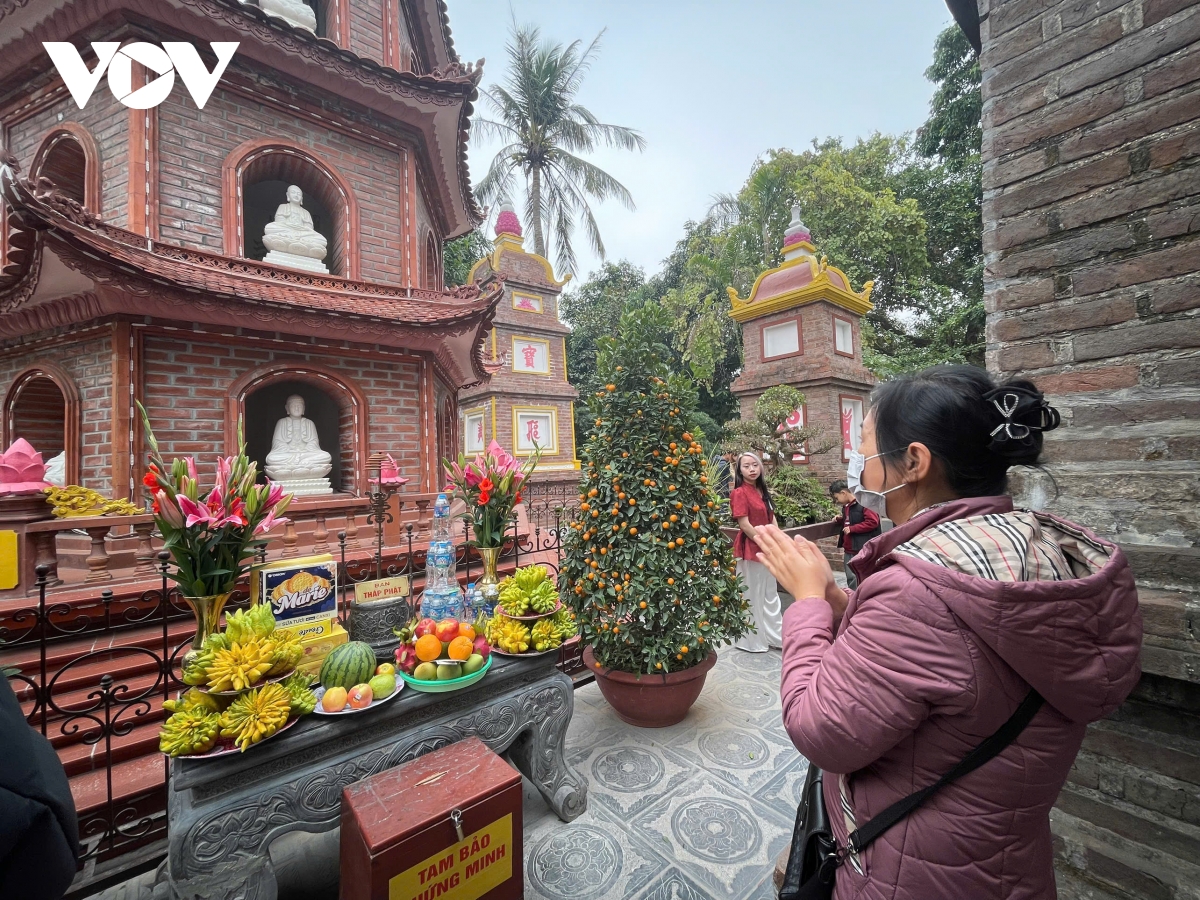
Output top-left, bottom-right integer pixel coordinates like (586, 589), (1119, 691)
(448, 0), (957, 281)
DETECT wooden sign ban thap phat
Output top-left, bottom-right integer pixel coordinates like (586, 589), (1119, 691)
(340, 736), (524, 900)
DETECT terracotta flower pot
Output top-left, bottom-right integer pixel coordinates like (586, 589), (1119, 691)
(583, 645), (717, 728)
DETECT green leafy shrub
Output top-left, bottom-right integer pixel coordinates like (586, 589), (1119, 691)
(560, 304), (751, 675)
(768, 465), (838, 526)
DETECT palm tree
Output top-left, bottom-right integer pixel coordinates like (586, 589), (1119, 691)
(475, 23), (645, 276)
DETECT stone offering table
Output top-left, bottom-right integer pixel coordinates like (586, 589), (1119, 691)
(166, 654), (587, 900)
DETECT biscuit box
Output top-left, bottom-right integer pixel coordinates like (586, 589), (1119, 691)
(297, 622), (348, 677)
(250, 554), (338, 638)
(340, 737), (522, 900)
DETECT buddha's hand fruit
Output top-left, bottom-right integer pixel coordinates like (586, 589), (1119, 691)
(528, 581), (558, 614)
(280, 671), (317, 716)
(219, 683), (291, 751)
(159, 707), (221, 756)
(531, 619), (562, 652)
(498, 581), (530, 616)
(206, 638), (275, 692)
(268, 631), (303, 676)
(496, 619), (531, 654)
(513, 565), (549, 593)
(163, 688), (221, 715)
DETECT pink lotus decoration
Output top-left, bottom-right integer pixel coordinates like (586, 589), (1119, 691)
(0, 439), (50, 495)
(378, 454), (408, 486)
(495, 208), (522, 237)
(783, 228), (812, 247)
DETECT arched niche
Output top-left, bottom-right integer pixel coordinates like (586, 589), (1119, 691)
(31, 124), (101, 212)
(4, 364), (80, 486)
(222, 140), (359, 279)
(227, 363), (367, 496)
(424, 232), (440, 291)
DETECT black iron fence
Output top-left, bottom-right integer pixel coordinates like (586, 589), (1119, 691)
(0, 480), (584, 893)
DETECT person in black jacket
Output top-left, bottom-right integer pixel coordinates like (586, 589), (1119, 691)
(0, 674), (79, 899)
(829, 479), (881, 590)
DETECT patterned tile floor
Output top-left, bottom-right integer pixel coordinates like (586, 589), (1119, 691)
(523, 647), (805, 900)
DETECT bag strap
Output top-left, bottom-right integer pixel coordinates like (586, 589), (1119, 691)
(847, 689), (1044, 855)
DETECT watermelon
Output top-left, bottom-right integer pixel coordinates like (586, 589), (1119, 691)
(319, 641), (376, 690)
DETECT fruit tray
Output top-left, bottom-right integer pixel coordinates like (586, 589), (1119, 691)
(489, 645), (562, 658)
(493, 601), (563, 622)
(312, 682), (404, 715)
(172, 715), (300, 760)
(195, 666), (297, 697)
(399, 654), (492, 693)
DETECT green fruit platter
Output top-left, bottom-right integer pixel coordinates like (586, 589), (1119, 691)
(399, 654), (492, 693)
(161, 605), (318, 758)
(485, 565), (578, 656)
(314, 641), (404, 713)
(393, 607), (494, 692)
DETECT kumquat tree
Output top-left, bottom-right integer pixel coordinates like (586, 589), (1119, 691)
(560, 303), (750, 675)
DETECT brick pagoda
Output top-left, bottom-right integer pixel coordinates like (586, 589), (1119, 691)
(460, 202), (580, 485)
(728, 206), (877, 484)
(0, 0), (501, 505)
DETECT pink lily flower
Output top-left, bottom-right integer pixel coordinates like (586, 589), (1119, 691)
(254, 508), (289, 536)
(176, 493), (219, 529)
(155, 491), (185, 528)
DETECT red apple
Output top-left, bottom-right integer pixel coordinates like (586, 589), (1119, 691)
(394, 643), (418, 674)
(472, 636), (491, 660)
(413, 618), (438, 639)
(347, 684), (373, 709)
(434, 618), (460, 643)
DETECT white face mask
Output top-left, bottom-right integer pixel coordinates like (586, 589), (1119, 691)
(853, 449), (910, 516)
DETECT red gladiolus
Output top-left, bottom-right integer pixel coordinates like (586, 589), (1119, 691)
(152, 499), (160, 514)
(478, 477), (494, 493)
(142, 469), (159, 489)
(477, 491), (490, 505)
(514, 491), (522, 504)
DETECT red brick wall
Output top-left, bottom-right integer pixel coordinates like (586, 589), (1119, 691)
(138, 335), (423, 490)
(0, 330), (113, 493)
(349, 0), (386, 66)
(735, 301), (871, 395)
(155, 85), (405, 284)
(981, 0), (1200, 589)
(6, 93), (130, 227)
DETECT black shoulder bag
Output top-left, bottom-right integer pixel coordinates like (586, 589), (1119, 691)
(778, 689), (1044, 900)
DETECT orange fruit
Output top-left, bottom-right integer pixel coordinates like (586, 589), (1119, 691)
(458, 623), (476, 641)
(415, 634), (443, 662)
(447, 636), (473, 661)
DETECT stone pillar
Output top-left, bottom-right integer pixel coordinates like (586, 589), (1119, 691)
(728, 207), (877, 487)
(462, 204), (580, 488)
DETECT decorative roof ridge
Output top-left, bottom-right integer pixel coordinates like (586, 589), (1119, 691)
(726, 253), (874, 322)
(0, 158), (499, 316)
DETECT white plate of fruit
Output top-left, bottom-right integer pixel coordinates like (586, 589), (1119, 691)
(312, 640), (404, 715)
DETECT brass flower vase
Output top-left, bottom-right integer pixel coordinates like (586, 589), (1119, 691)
(182, 592), (232, 666)
(477, 546), (502, 611)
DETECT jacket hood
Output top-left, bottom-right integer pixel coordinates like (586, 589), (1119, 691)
(854, 496), (1142, 724)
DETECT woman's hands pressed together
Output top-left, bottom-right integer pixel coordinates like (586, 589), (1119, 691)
(754, 524), (849, 620)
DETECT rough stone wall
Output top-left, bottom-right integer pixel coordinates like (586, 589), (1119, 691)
(0, 330), (114, 494)
(978, 0), (1200, 896)
(155, 83), (406, 285)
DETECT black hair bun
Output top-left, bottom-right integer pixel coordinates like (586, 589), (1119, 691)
(982, 380), (1060, 466)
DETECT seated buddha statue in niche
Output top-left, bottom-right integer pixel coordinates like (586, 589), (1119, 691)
(264, 395), (333, 495)
(261, 185), (329, 273)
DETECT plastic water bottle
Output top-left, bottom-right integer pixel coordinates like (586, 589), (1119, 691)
(432, 493), (451, 542)
(421, 493), (461, 620)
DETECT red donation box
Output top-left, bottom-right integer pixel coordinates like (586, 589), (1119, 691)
(340, 737), (523, 900)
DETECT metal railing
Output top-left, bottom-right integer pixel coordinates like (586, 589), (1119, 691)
(0, 481), (585, 893)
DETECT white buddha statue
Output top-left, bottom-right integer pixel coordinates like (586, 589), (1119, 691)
(262, 185), (329, 273)
(264, 395), (333, 496)
(44, 451), (66, 487)
(255, 0), (317, 33)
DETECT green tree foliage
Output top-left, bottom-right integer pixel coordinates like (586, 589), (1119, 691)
(442, 229), (492, 287)
(915, 25), (982, 169)
(475, 23), (645, 276)
(560, 303), (750, 675)
(768, 465), (838, 527)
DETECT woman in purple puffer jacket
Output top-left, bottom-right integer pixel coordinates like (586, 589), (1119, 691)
(755, 366), (1142, 900)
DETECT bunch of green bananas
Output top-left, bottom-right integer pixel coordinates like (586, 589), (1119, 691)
(159, 706), (221, 756)
(530, 619), (562, 652)
(219, 682), (291, 751)
(528, 581), (558, 614)
(497, 581), (530, 616)
(280, 672), (317, 716)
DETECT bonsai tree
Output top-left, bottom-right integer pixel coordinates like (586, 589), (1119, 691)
(560, 303), (751, 675)
(722, 385), (838, 526)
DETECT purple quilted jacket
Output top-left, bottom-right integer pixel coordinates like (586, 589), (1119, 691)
(780, 496), (1142, 900)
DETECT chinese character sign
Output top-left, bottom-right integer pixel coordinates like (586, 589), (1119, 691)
(840, 398), (864, 462)
(464, 412), (485, 454)
(511, 338), (549, 374)
(515, 411), (554, 453)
